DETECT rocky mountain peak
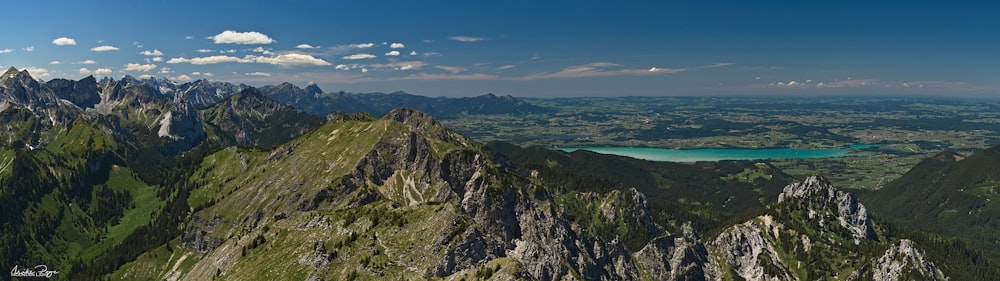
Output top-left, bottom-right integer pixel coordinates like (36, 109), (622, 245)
(873, 239), (946, 281)
(778, 175), (876, 240)
(380, 108), (456, 143)
(304, 83), (323, 96)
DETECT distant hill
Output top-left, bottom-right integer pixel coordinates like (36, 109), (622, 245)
(860, 145), (1000, 259)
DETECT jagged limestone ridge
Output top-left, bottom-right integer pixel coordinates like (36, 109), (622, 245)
(133, 109), (640, 280)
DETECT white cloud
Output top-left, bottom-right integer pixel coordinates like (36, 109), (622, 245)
(151, 57), (163, 62)
(79, 68), (91, 75)
(251, 46), (273, 55)
(410, 51), (418, 56)
(400, 64), (415, 70)
(172, 74), (192, 82)
(124, 63), (157, 72)
(390, 42), (405, 49)
(245, 72), (271, 77)
(251, 53), (330, 66)
(210, 30), (275, 44)
(335, 64), (356, 70)
(167, 55), (247, 64)
(434, 65), (463, 73)
(50, 61), (61, 65)
(343, 53), (376, 60)
(138, 74), (153, 79)
(52, 37), (77, 46)
(498, 65), (515, 70)
(0, 49), (11, 53)
(649, 67), (660, 72)
(449, 36), (486, 42)
(350, 43), (375, 48)
(191, 72), (201, 75)
(90, 45), (120, 52)
(23, 46), (34, 52)
(225, 49), (236, 53)
(159, 67), (172, 74)
(23, 67), (49, 79)
(361, 68), (368, 73)
(296, 44), (319, 49)
(94, 68), (112, 76)
(196, 49), (214, 53)
(184, 36), (194, 40)
(74, 60), (97, 65)
(140, 49), (164, 56)
(385, 50), (400, 56)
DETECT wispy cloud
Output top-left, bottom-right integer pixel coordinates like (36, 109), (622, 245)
(90, 45), (119, 52)
(701, 62), (734, 69)
(210, 30), (275, 44)
(74, 60), (97, 65)
(140, 49), (164, 56)
(251, 53), (330, 66)
(168, 53), (329, 66)
(391, 73), (499, 81)
(172, 74), (192, 82)
(343, 53), (376, 60)
(0, 49), (11, 54)
(195, 49), (214, 53)
(349, 43), (375, 48)
(296, 44), (319, 49)
(168, 55), (246, 65)
(434, 65), (464, 74)
(52, 37), (76, 46)
(23, 46), (33, 52)
(245, 72), (271, 77)
(518, 62), (685, 80)
(123, 63), (157, 72)
(50, 61), (60, 65)
(449, 36), (487, 42)
(23, 67), (49, 79)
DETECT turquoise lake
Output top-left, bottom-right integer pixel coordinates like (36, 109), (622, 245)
(559, 144), (874, 162)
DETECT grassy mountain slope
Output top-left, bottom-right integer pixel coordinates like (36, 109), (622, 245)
(860, 145), (1000, 259)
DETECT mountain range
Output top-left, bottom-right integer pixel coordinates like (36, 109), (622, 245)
(1, 67), (998, 280)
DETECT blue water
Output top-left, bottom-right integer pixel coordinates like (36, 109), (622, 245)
(560, 144), (873, 162)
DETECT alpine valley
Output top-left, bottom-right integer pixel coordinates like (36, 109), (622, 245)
(2, 67), (999, 281)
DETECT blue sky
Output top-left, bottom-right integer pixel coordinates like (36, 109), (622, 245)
(1, 1), (996, 97)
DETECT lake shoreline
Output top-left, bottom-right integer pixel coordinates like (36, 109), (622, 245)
(559, 144), (875, 163)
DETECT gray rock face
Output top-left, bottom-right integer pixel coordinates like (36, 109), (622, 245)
(711, 216), (794, 281)
(45, 76), (101, 109)
(634, 235), (711, 280)
(335, 109), (643, 280)
(0, 68), (78, 126)
(778, 175), (876, 240)
(873, 239), (946, 281)
(157, 100), (206, 152)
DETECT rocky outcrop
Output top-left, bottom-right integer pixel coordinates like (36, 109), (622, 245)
(778, 175), (876, 240)
(634, 227), (711, 281)
(45, 76), (101, 109)
(873, 239), (946, 281)
(157, 100), (206, 152)
(711, 215), (795, 281)
(332, 109), (643, 280)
